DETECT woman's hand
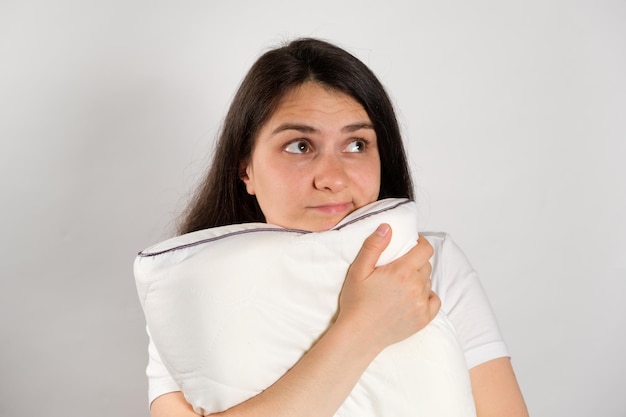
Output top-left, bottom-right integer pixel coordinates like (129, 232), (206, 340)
(337, 223), (440, 353)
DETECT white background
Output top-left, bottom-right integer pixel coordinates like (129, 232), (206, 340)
(1, 1), (624, 416)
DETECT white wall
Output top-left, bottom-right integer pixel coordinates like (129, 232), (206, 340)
(1, 1), (624, 416)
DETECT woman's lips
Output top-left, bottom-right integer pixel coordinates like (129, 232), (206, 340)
(309, 202), (353, 214)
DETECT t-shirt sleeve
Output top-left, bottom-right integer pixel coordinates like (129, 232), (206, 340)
(426, 232), (510, 369)
(146, 326), (181, 406)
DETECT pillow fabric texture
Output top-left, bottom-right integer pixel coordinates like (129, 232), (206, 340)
(134, 198), (476, 416)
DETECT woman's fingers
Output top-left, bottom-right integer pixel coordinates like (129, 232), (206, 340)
(403, 237), (439, 321)
(428, 291), (442, 318)
(399, 235), (434, 270)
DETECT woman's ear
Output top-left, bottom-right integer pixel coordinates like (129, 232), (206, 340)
(239, 160), (255, 195)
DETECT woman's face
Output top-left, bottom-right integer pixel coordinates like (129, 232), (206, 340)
(241, 82), (381, 232)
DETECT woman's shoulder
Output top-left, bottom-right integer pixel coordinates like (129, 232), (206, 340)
(420, 231), (469, 262)
(420, 231), (477, 263)
(419, 232), (477, 296)
(419, 231), (449, 247)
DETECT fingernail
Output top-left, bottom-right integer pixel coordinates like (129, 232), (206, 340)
(375, 224), (390, 237)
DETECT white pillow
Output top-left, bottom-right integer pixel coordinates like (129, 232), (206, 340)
(134, 198), (476, 416)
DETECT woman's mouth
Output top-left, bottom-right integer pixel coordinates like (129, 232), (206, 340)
(309, 202), (354, 215)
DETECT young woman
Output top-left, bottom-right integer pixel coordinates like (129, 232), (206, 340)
(144, 38), (529, 417)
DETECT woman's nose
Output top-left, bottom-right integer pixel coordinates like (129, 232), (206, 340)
(313, 153), (349, 192)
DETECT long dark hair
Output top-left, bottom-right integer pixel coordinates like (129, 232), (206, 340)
(179, 38), (414, 234)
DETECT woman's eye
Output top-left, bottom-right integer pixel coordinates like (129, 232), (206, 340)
(345, 140), (366, 153)
(284, 141), (310, 154)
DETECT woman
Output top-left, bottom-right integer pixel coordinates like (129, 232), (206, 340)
(145, 38), (529, 416)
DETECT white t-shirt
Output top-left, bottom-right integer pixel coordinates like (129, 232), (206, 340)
(144, 231), (509, 405)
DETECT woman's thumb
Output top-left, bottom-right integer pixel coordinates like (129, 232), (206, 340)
(348, 224), (392, 280)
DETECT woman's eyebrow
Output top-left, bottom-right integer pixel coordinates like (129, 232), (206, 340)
(271, 122), (374, 135)
(341, 123), (374, 133)
(271, 123), (319, 135)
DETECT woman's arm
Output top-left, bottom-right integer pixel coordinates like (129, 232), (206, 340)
(151, 356), (530, 417)
(151, 317), (384, 417)
(150, 225), (438, 417)
(151, 392), (201, 417)
(470, 357), (529, 417)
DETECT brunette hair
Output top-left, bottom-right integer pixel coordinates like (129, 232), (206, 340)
(179, 38), (414, 234)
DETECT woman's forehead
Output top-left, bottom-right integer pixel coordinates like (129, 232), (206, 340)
(264, 83), (371, 129)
